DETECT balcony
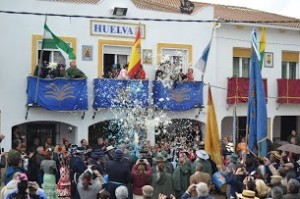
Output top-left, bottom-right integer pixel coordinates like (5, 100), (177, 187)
(277, 79), (300, 104)
(227, 77), (268, 104)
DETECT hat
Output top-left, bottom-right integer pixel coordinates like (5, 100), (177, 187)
(114, 149), (123, 159)
(75, 147), (85, 154)
(284, 162), (294, 169)
(161, 150), (172, 160)
(226, 142), (234, 153)
(115, 185), (128, 199)
(269, 151), (281, 160)
(196, 150), (209, 160)
(139, 148), (148, 154)
(142, 185), (154, 197)
(68, 144), (78, 154)
(106, 145), (115, 152)
(153, 153), (167, 162)
(236, 190), (259, 199)
(91, 149), (105, 159)
(230, 154), (239, 164)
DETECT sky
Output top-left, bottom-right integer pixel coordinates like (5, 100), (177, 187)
(193, 0), (300, 19)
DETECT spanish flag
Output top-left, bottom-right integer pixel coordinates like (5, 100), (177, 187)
(259, 27), (266, 70)
(128, 26), (141, 78)
(205, 86), (222, 165)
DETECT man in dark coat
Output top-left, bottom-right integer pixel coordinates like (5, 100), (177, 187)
(70, 146), (86, 199)
(106, 149), (131, 199)
(151, 153), (174, 199)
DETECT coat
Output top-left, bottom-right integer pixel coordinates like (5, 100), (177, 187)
(151, 171), (174, 199)
(179, 192), (216, 199)
(131, 164), (152, 195)
(190, 171), (212, 188)
(282, 193), (300, 199)
(173, 161), (191, 192)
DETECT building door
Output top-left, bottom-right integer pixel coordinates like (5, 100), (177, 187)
(26, 122), (56, 148)
(103, 54), (115, 78)
(281, 116), (297, 141)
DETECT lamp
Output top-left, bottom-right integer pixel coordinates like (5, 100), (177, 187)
(112, 7), (128, 16)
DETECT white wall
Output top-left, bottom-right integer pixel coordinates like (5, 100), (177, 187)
(0, 0), (214, 149)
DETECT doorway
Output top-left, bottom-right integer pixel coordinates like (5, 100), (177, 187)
(281, 116), (297, 141)
(103, 54), (115, 78)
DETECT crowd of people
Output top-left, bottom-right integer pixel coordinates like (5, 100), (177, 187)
(34, 61), (86, 79)
(1, 128), (300, 199)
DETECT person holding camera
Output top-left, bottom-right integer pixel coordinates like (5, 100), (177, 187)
(77, 168), (103, 199)
(131, 158), (152, 199)
(5, 173), (47, 199)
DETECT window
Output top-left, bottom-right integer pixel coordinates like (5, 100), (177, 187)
(281, 51), (299, 79)
(233, 48), (251, 78)
(38, 41), (69, 65)
(32, 35), (77, 74)
(157, 43), (192, 77)
(232, 57), (250, 77)
(98, 40), (134, 77)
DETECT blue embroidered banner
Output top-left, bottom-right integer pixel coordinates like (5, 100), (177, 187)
(153, 81), (203, 111)
(27, 76), (88, 111)
(93, 79), (149, 108)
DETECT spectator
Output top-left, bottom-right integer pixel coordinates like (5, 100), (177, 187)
(180, 182), (215, 199)
(266, 186), (283, 199)
(0, 172), (21, 199)
(7, 139), (22, 167)
(283, 178), (300, 199)
(186, 68), (194, 81)
(141, 185), (154, 199)
(151, 153), (174, 199)
(5, 173), (47, 199)
(132, 65), (146, 80)
(173, 152), (191, 198)
(106, 149), (131, 199)
(40, 149), (58, 199)
(117, 64), (130, 80)
(115, 185), (129, 199)
(190, 163), (212, 191)
(131, 158), (152, 198)
(64, 61), (86, 78)
(77, 168), (102, 199)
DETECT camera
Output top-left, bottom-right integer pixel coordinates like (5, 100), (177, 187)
(140, 159), (144, 163)
(28, 181), (35, 188)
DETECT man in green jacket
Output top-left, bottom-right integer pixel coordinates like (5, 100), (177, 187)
(64, 61), (86, 78)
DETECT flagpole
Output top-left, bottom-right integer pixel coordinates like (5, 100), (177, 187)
(34, 15), (47, 104)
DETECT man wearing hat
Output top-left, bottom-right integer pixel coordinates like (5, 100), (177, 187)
(106, 149), (131, 199)
(173, 152), (191, 199)
(192, 150), (216, 176)
(105, 145), (115, 161)
(90, 149), (106, 175)
(69, 146), (86, 199)
(151, 153), (174, 199)
(236, 190), (259, 199)
(265, 151), (281, 184)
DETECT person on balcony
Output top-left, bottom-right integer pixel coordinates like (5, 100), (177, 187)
(132, 65), (146, 80)
(64, 61), (86, 79)
(186, 68), (194, 81)
(117, 64), (130, 80)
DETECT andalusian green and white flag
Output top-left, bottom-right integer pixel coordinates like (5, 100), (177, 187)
(42, 23), (76, 59)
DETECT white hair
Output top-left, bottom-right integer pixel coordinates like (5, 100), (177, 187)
(196, 182), (209, 197)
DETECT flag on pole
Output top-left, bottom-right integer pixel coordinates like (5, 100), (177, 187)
(247, 29), (268, 157)
(42, 23), (76, 59)
(195, 28), (214, 74)
(128, 26), (141, 78)
(232, 105), (237, 152)
(259, 27), (266, 70)
(205, 86), (222, 164)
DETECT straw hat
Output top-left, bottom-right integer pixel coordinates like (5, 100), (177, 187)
(236, 190), (259, 199)
(106, 145), (115, 152)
